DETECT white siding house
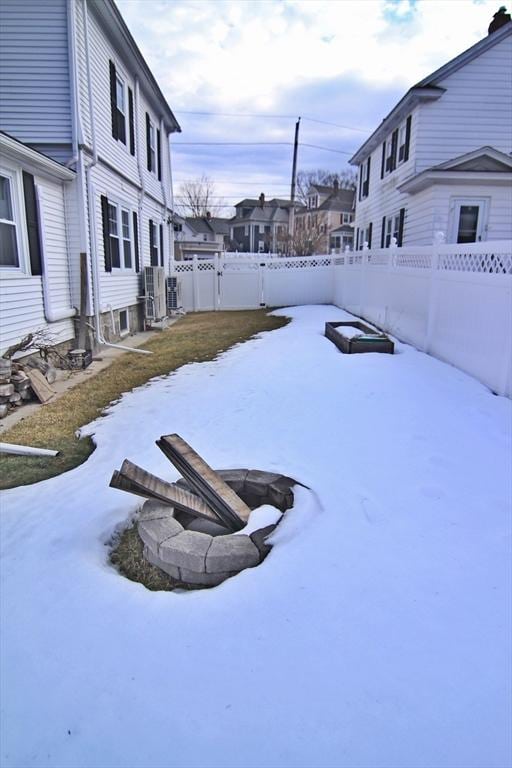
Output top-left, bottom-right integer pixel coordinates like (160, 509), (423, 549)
(0, 0), (181, 351)
(0, 133), (76, 355)
(350, 20), (512, 249)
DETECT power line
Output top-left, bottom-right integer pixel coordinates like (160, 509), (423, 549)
(173, 141), (354, 155)
(174, 109), (369, 133)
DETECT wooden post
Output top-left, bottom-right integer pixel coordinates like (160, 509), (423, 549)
(78, 252), (88, 350)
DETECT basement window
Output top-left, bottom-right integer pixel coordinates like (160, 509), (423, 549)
(119, 309), (129, 335)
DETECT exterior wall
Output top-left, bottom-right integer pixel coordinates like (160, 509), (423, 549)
(0, 164), (75, 355)
(353, 105), (420, 247)
(406, 183), (512, 244)
(0, 0), (73, 163)
(74, 0), (174, 331)
(416, 34), (512, 171)
(353, 33), (512, 248)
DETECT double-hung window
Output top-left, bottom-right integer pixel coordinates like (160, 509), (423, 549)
(0, 173), (19, 268)
(115, 74), (126, 145)
(148, 119), (156, 171)
(359, 158), (371, 200)
(107, 202), (133, 269)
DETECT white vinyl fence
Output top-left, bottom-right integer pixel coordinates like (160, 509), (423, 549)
(172, 254), (333, 312)
(332, 241), (512, 397)
(171, 241), (512, 397)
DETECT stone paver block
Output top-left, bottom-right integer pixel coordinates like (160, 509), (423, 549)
(139, 499), (175, 521)
(187, 517), (229, 536)
(245, 470), (281, 496)
(250, 524), (277, 559)
(178, 566), (235, 587)
(206, 534), (260, 574)
(144, 546), (181, 580)
(217, 469), (249, 494)
(158, 530), (212, 572)
(138, 516), (183, 551)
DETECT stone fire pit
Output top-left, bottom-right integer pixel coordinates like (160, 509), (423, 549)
(136, 469), (296, 587)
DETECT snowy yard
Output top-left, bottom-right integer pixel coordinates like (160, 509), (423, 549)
(1, 305), (511, 768)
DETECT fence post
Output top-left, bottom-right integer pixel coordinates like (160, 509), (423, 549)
(213, 253), (220, 310)
(360, 244), (368, 318)
(424, 244), (440, 353)
(192, 255), (199, 312)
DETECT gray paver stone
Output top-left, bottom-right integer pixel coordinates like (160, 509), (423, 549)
(187, 517), (229, 536)
(245, 470), (281, 496)
(144, 546), (181, 580)
(206, 534), (260, 573)
(158, 530), (212, 572)
(250, 524), (277, 559)
(138, 516), (183, 551)
(139, 499), (176, 521)
(178, 567), (235, 587)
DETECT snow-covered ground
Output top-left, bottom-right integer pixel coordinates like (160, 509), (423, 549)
(1, 305), (511, 768)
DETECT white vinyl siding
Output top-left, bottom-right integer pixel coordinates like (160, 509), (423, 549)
(0, 170), (74, 355)
(415, 34), (512, 171)
(0, 0), (72, 162)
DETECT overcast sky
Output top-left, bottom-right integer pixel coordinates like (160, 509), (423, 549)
(117, 0), (499, 213)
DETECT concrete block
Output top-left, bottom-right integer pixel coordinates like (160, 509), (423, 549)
(158, 530), (212, 572)
(139, 498), (176, 521)
(144, 546), (181, 580)
(245, 470), (281, 496)
(138, 516), (183, 551)
(178, 567), (234, 587)
(206, 534), (260, 574)
(217, 469), (249, 494)
(250, 524), (277, 560)
(187, 517), (229, 536)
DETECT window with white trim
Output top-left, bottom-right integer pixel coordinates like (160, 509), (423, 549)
(115, 74), (127, 145)
(148, 119), (156, 174)
(108, 202), (133, 269)
(0, 173), (19, 268)
(385, 213), (401, 247)
(341, 213), (354, 225)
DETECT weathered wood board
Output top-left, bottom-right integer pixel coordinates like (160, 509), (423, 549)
(110, 459), (227, 527)
(157, 434), (251, 531)
(27, 369), (55, 403)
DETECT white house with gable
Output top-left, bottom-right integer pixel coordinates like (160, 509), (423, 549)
(350, 12), (512, 250)
(0, 0), (181, 355)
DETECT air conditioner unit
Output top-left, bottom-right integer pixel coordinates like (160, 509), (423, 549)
(166, 276), (182, 313)
(144, 266), (166, 321)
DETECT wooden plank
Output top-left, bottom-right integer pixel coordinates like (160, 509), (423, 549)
(27, 369), (55, 403)
(157, 434), (251, 529)
(110, 460), (228, 527)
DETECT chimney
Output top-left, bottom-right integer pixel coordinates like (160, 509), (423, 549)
(333, 179), (339, 192)
(206, 211), (211, 220)
(488, 6), (511, 33)
(259, 193), (265, 208)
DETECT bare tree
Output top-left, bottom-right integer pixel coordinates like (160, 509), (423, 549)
(175, 175), (229, 218)
(272, 224), (325, 257)
(296, 168), (357, 206)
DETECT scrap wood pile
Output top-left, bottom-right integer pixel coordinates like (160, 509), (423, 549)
(0, 333), (61, 419)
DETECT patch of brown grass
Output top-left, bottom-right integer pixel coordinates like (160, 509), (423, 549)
(0, 310), (288, 489)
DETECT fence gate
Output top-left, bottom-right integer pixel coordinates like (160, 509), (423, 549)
(217, 257), (265, 310)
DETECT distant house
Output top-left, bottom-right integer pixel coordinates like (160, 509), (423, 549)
(0, 0), (180, 354)
(230, 195), (300, 253)
(294, 181), (355, 254)
(173, 214), (231, 260)
(350, 14), (512, 249)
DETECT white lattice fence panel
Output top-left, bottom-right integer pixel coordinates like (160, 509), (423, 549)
(439, 245), (512, 274)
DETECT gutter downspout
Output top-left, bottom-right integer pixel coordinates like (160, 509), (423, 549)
(35, 183), (77, 322)
(83, 0), (151, 355)
(167, 130), (176, 271)
(135, 77), (145, 270)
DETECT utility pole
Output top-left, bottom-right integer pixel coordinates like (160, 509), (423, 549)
(289, 117), (301, 252)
